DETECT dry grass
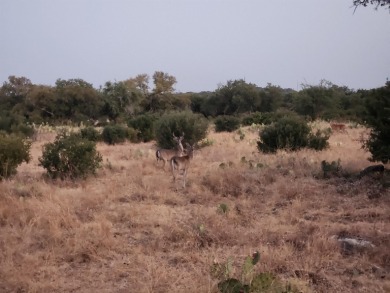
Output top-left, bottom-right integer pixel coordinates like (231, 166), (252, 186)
(0, 123), (389, 293)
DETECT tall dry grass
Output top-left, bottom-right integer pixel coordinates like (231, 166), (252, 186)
(0, 123), (389, 293)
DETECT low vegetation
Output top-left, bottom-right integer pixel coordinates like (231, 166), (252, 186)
(39, 131), (102, 179)
(0, 123), (388, 292)
(0, 132), (31, 179)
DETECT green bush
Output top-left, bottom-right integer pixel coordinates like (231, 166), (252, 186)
(321, 159), (341, 178)
(101, 124), (129, 145)
(241, 112), (265, 126)
(154, 111), (209, 148)
(0, 133), (31, 179)
(213, 252), (299, 293)
(363, 81), (390, 163)
(257, 115), (329, 153)
(39, 131), (102, 179)
(308, 129), (330, 151)
(127, 114), (158, 142)
(215, 116), (241, 132)
(80, 126), (101, 142)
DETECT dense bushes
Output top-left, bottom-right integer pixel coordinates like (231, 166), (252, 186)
(39, 131), (102, 179)
(214, 116), (241, 132)
(154, 111), (209, 148)
(257, 115), (329, 153)
(362, 81), (390, 163)
(80, 126), (101, 142)
(0, 133), (31, 179)
(101, 124), (137, 145)
(127, 114), (158, 142)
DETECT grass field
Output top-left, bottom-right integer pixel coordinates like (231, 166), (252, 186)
(0, 123), (389, 293)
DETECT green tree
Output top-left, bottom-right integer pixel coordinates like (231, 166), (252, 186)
(0, 76), (32, 111)
(362, 81), (390, 163)
(143, 71), (178, 112)
(259, 83), (284, 113)
(217, 79), (261, 115)
(152, 71), (176, 95)
(154, 111), (208, 148)
(24, 85), (57, 122)
(54, 78), (101, 122)
(293, 80), (340, 120)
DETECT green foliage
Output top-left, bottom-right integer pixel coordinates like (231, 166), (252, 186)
(80, 126), (101, 142)
(307, 129), (330, 151)
(39, 131), (102, 179)
(154, 111), (208, 148)
(127, 114), (158, 142)
(321, 159), (341, 178)
(217, 203), (229, 215)
(213, 252), (299, 293)
(241, 112), (265, 126)
(101, 124), (131, 145)
(257, 115), (329, 153)
(0, 133), (31, 179)
(362, 82), (390, 163)
(0, 111), (34, 138)
(215, 116), (241, 132)
(257, 116), (310, 153)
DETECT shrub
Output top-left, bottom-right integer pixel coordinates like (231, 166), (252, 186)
(212, 252), (300, 293)
(11, 124), (35, 138)
(257, 115), (329, 153)
(80, 126), (101, 142)
(127, 114), (158, 142)
(215, 116), (241, 132)
(154, 111), (209, 148)
(241, 112), (264, 126)
(321, 159), (341, 178)
(39, 131), (102, 179)
(308, 129), (330, 151)
(101, 124), (129, 145)
(0, 133), (31, 179)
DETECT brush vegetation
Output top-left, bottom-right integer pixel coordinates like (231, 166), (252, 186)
(0, 122), (389, 293)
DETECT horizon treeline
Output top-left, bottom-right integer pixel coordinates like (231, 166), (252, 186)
(0, 72), (388, 128)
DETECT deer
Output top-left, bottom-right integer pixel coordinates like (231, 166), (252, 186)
(330, 122), (347, 133)
(170, 143), (195, 189)
(156, 132), (185, 170)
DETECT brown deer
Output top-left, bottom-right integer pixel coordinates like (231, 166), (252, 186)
(156, 133), (184, 170)
(330, 123), (347, 133)
(170, 143), (195, 188)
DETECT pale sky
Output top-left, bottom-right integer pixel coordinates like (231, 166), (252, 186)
(1, 0), (389, 92)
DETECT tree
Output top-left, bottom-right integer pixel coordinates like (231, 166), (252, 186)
(353, 0), (390, 10)
(0, 76), (32, 111)
(24, 85), (57, 121)
(100, 81), (133, 120)
(293, 80), (340, 120)
(152, 71), (176, 95)
(143, 71), (178, 112)
(54, 78), (102, 122)
(362, 81), (390, 163)
(259, 83), (284, 113)
(199, 79), (261, 117)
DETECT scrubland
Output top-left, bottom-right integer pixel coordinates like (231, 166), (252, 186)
(0, 123), (389, 293)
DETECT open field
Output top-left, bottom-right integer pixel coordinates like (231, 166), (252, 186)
(0, 123), (389, 293)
